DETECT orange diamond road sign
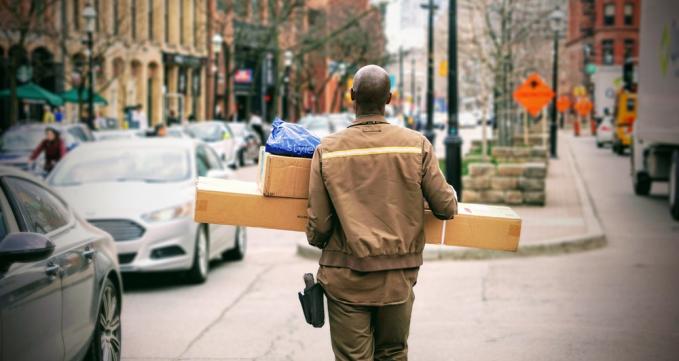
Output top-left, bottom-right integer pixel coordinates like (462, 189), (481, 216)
(513, 73), (555, 117)
(557, 95), (571, 113)
(575, 97), (593, 117)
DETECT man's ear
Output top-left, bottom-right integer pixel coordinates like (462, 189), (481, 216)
(350, 88), (356, 101)
(386, 92), (392, 105)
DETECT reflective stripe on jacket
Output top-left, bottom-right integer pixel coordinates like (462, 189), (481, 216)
(306, 115), (458, 272)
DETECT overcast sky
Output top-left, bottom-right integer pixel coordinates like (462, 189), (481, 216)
(384, 0), (446, 53)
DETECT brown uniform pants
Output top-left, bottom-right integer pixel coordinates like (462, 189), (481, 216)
(327, 291), (415, 361)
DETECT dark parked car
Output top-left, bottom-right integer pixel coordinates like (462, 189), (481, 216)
(0, 166), (122, 361)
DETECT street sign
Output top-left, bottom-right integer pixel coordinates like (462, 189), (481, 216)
(234, 69), (253, 84)
(513, 73), (555, 117)
(557, 95), (571, 112)
(575, 97), (593, 117)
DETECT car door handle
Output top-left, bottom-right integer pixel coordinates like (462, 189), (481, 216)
(82, 247), (96, 262)
(45, 262), (61, 279)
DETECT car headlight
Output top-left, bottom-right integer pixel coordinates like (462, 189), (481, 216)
(142, 202), (192, 222)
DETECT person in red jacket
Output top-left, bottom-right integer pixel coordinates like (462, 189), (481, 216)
(29, 127), (66, 174)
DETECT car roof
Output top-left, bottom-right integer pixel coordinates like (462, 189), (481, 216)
(70, 137), (200, 151)
(5, 122), (85, 130)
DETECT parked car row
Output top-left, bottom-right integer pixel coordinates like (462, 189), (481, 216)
(0, 119), (259, 361)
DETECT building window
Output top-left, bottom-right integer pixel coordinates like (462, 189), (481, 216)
(624, 39), (635, 59)
(113, 0), (119, 35)
(148, 0), (154, 40)
(73, 0), (80, 30)
(131, 0), (137, 39)
(179, 0), (184, 44)
(94, 0), (99, 31)
(193, 0), (198, 48)
(252, 0), (260, 22)
(165, 0), (169, 42)
(235, 1), (248, 18)
(603, 4), (615, 26)
(624, 3), (634, 26)
(602, 39), (614, 65)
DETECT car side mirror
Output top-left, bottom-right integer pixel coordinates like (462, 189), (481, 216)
(206, 169), (231, 179)
(0, 233), (55, 265)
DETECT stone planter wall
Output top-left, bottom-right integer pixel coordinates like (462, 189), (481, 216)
(462, 146), (549, 206)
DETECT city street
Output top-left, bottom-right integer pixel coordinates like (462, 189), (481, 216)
(121, 132), (679, 361)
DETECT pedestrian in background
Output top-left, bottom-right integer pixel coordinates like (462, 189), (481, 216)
(29, 127), (66, 174)
(133, 104), (148, 131)
(54, 106), (64, 123)
(249, 112), (265, 144)
(42, 105), (55, 124)
(167, 109), (180, 126)
(306, 65), (458, 361)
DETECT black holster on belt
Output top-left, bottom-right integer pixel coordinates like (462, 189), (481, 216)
(298, 273), (325, 328)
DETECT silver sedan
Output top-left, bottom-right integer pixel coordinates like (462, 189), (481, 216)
(47, 138), (246, 284)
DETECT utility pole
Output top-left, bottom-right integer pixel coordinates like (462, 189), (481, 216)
(411, 57), (416, 115)
(548, 7), (565, 158)
(444, 0), (463, 198)
(399, 46), (404, 114)
(421, 0), (438, 144)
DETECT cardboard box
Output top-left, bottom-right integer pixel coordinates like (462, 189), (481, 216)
(195, 177), (521, 251)
(257, 148), (311, 199)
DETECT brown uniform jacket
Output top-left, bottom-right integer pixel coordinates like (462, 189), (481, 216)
(306, 115), (458, 273)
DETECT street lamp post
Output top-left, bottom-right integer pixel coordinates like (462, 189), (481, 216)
(421, 0), (438, 144)
(549, 7), (565, 158)
(444, 0), (463, 197)
(83, 3), (96, 130)
(282, 50), (293, 121)
(212, 33), (223, 119)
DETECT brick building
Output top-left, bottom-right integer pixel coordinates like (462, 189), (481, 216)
(0, 1), (210, 127)
(565, 0), (640, 109)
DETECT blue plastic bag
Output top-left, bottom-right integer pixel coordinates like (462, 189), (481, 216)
(265, 118), (320, 158)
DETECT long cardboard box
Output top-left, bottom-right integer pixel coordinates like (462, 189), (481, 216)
(195, 177), (521, 251)
(257, 148), (312, 199)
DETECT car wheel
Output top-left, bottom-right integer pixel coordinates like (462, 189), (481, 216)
(633, 172), (652, 196)
(670, 151), (679, 221)
(238, 149), (245, 167)
(87, 278), (121, 361)
(596, 141), (603, 148)
(612, 142), (622, 155)
(222, 226), (247, 261)
(186, 227), (209, 284)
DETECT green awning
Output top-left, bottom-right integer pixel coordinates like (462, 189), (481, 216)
(0, 82), (64, 106)
(60, 88), (108, 105)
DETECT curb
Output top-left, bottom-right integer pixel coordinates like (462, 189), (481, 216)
(296, 132), (606, 261)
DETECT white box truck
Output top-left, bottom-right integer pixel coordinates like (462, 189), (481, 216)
(631, 0), (679, 220)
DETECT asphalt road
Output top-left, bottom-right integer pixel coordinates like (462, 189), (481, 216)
(121, 131), (679, 361)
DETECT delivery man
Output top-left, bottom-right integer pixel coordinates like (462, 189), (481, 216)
(306, 64), (458, 360)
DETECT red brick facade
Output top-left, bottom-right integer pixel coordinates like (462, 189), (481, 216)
(565, 0), (640, 90)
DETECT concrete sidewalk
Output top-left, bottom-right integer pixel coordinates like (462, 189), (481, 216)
(297, 130), (606, 260)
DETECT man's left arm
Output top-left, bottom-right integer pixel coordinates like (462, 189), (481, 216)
(306, 147), (334, 249)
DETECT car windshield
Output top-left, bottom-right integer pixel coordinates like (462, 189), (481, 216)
(50, 147), (191, 185)
(1, 128), (45, 152)
(186, 124), (223, 142)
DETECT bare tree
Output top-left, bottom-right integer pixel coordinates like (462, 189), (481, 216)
(463, 0), (558, 147)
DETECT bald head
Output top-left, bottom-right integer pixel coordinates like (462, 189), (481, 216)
(351, 65), (392, 116)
